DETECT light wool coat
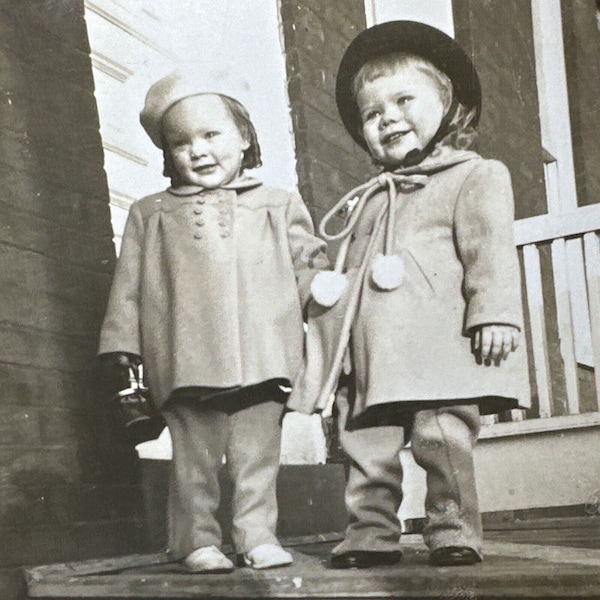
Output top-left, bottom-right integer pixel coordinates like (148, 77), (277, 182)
(99, 178), (328, 408)
(290, 149), (531, 417)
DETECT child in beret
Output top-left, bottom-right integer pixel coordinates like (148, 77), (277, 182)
(98, 71), (328, 573)
(289, 21), (530, 568)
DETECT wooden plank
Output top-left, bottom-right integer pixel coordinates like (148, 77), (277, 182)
(487, 529), (600, 550)
(522, 244), (553, 417)
(583, 231), (600, 410)
(507, 408), (525, 422)
(565, 237), (595, 367)
(24, 553), (171, 581)
(84, 0), (178, 59)
(485, 541), (600, 567)
(551, 238), (580, 414)
(479, 410), (600, 439)
(25, 540), (600, 599)
(480, 414), (499, 426)
(474, 419), (600, 513)
(514, 202), (600, 246)
(25, 533), (346, 582)
(484, 515), (600, 531)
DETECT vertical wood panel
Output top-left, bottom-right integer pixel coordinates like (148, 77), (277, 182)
(523, 244), (553, 418)
(507, 409), (526, 422)
(551, 238), (580, 414)
(583, 232), (600, 411)
(565, 237), (594, 366)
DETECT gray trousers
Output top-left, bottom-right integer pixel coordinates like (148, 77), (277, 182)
(333, 390), (483, 556)
(162, 390), (284, 557)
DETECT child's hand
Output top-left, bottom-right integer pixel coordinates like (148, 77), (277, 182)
(473, 324), (520, 363)
(98, 353), (142, 393)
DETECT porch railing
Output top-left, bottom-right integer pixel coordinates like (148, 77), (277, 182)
(480, 202), (600, 436)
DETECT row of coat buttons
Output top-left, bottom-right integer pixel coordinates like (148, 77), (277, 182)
(193, 198), (231, 239)
(194, 198), (204, 239)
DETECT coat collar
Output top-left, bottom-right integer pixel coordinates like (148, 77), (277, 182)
(317, 146), (481, 247)
(167, 176), (263, 197)
(387, 146), (480, 178)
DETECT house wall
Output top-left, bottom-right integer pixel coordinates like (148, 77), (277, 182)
(453, 0), (547, 221)
(279, 0), (375, 257)
(0, 2), (148, 598)
(561, 0), (600, 207)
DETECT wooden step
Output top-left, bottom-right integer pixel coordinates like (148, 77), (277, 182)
(25, 534), (600, 599)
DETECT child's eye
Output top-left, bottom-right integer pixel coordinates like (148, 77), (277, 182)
(397, 96), (412, 106)
(363, 110), (380, 122)
(205, 131), (219, 139)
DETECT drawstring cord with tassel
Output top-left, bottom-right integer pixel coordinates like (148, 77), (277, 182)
(310, 172), (428, 306)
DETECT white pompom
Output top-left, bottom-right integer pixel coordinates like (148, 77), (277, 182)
(310, 271), (348, 307)
(371, 253), (405, 290)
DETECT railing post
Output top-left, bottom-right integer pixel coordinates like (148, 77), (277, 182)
(522, 243), (553, 418)
(583, 232), (600, 412)
(551, 238), (580, 415)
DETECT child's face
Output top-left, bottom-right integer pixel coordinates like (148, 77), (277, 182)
(357, 64), (448, 167)
(162, 94), (250, 188)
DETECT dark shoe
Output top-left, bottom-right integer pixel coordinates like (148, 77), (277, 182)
(330, 550), (402, 569)
(429, 546), (482, 567)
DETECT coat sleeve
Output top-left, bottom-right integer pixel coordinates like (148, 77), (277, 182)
(454, 159), (524, 333)
(286, 191), (330, 308)
(98, 202), (144, 357)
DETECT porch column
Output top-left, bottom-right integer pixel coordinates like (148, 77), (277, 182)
(0, 1), (146, 595)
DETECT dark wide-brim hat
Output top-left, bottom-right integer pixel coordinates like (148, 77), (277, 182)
(336, 20), (482, 150)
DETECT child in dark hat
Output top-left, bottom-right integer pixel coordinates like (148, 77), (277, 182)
(288, 21), (530, 568)
(99, 70), (329, 573)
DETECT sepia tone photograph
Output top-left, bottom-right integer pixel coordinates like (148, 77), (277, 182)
(1, 0), (600, 598)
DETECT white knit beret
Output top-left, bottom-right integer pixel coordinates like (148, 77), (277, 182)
(140, 69), (251, 148)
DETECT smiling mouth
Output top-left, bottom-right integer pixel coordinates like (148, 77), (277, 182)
(382, 131), (409, 145)
(193, 164), (217, 173)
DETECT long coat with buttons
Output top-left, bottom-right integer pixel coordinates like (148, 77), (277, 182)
(290, 148), (531, 418)
(99, 178), (328, 408)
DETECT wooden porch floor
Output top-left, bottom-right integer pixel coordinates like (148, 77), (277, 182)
(25, 517), (600, 600)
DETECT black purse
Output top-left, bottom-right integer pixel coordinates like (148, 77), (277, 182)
(113, 364), (165, 445)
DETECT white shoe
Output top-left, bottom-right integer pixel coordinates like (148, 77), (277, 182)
(184, 545), (234, 573)
(243, 543), (293, 569)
